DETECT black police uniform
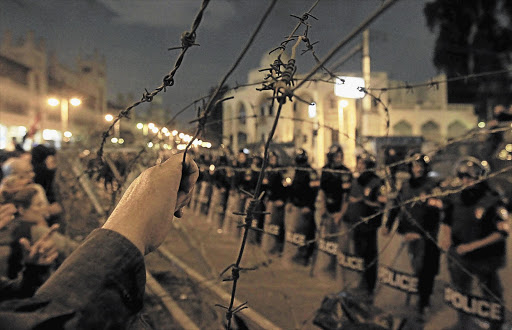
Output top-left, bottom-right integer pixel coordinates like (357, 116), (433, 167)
(444, 182), (508, 329)
(285, 163), (319, 265)
(223, 159), (250, 237)
(208, 158), (231, 230)
(343, 171), (385, 297)
(261, 163), (287, 254)
(386, 175), (442, 313)
(316, 163), (352, 278)
(245, 159), (265, 245)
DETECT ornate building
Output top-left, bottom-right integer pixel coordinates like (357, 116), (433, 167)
(222, 53), (477, 168)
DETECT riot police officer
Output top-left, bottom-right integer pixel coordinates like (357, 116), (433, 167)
(315, 145), (352, 279)
(283, 148), (319, 266)
(261, 151), (286, 254)
(223, 149), (251, 238)
(245, 154), (265, 244)
(343, 153), (385, 300)
(207, 155), (231, 231)
(384, 152), (442, 316)
(441, 156), (509, 330)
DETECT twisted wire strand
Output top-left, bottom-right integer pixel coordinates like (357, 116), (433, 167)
(96, 0), (211, 161)
(181, 0), (278, 169)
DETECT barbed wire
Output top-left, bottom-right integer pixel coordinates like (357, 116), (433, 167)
(367, 68), (512, 92)
(95, 0), (211, 161)
(181, 1), (278, 180)
(74, 0), (512, 325)
(88, 66), (512, 194)
(291, 0), (400, 94)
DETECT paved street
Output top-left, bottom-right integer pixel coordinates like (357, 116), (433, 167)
(154, 208), (512, 330)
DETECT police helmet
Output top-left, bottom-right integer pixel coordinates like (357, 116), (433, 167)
(326, 144), (344, 163)
(269, 150), (279, 161)
(454, 156), (490, 180)
(252, 154), (263, 168)
(295, 148), (308, 165)
(356, 152), (376, 170)
(407, 152), (431, 174)
(363, 180), (386, 204)
(217, 155), (228, 166)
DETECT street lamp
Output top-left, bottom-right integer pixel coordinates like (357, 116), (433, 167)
(47, 97), (81, 138)
(104, 113), (121, 138)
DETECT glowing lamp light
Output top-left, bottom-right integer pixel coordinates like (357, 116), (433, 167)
(179, 133), (185, 139)
(172, 130), (178, 136)
(209, 164), (215, 171)
(47, 98), (60, 106)
(43, 129), (59, 140)
(308, 102), (317, 118)
(147, 142), (154, 148)
(334, 76), (365, 99)
(111, 137), (118, 143)
(63, 131), (73, 138)
(478, 122), (486, 128)
(136, 123), (144, 129)
(105, 114), (114, 122)
(164, 132), (171, 137)
(69, 98), (81, 106)
(118, 138), (124, 144)
(506, 144), (512, 152)
(339, 99), (349, 108)
(161, 127), (169, 133)
(148, 123), (155, 129)
(205, 142), (212, 148)
(177, 144), (187, 150)
(151, 127), (159, 134)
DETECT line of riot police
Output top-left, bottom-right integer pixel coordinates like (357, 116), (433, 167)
(188, 145), (509, 328)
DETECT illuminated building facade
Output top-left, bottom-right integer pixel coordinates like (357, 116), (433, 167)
(223, 54), (477, 168)
(0, 31), (107, 149)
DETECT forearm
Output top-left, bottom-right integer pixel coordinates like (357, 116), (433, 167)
(466, 232), (505, 251)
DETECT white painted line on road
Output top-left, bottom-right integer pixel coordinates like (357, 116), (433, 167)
(146, 271), (200, 330)
(158, 247), (282, 330)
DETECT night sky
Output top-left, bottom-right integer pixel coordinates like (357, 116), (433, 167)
(1, 0), (438, 122)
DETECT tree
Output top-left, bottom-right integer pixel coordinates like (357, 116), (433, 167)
(424, 0), (512, 119)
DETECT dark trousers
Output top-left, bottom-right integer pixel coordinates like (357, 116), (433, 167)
(408, 238), (440, 309)
(353, 229), (378, 295)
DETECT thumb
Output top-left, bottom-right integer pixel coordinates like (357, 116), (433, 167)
(19, 237), (32, 253)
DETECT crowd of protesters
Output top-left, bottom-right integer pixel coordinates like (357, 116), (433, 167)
(0, 142), (79, 302)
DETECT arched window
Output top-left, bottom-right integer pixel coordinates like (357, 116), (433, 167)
(447, 121), (467, 139)
(393, 120), (412, 136)
(421, 120), (440, 141)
